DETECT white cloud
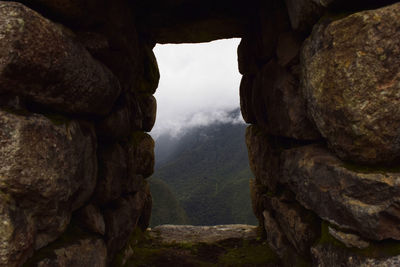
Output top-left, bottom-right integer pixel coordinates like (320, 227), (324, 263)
(151, 38), (242, 138)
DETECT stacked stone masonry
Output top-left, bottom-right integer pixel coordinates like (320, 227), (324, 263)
(0, 0), (400, 266)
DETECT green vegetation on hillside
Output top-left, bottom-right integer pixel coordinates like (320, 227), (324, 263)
(150, 109), (257, 226)
(149, 178), (189, 227)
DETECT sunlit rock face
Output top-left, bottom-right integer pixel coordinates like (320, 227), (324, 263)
(0, 0), (400, 266)
(302, 3), (400, 165)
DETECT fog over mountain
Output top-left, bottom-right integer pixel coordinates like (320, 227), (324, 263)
(151, 39), (242, 138)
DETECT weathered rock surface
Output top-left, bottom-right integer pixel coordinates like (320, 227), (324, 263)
(328, 227), (369, 249)
(0, 109), (97, 266)
(281, 144), (400, 241)
(263, 210), (292, 258)
(151, 224), (258, 244)
(94, 143), (127, 204)
(302, 3), (400, 165)
(0, 198), (33, 267)
(0, 2), (121, 115)
(95, 93), (143, 141)
(76, 204), (106, 236)
(267, 194), (320, 256)
(104, 191), (149, 260)
(246, 125), (280, 191)
(312, 243), (400, 267)
(127, 132), (155, 178)
(28, 236), (107, 267)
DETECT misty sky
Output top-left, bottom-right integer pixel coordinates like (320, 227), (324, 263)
(151, 38), (243, 138)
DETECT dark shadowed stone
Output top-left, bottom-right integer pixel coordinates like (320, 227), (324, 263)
(27, 236), (107, 267)
(276, 31), (302, 67)
(104, 192), (148, 260)
(22, 0), (99, 22)
(312, 243), (400, 267)
(284, 0), (324, 32)
(262, 210), (292, 259)
(96, 33), (141, 93)
(237, 37), (260, 75)
(93, 143), (127, 205)
(281, 144), (400, 241)
(328, 227), (369, 249)
(95, 92), (143, 141)
(139, 94), (157, 132)
(76, 204), (106, 236)
(123, 174), (146, 195)
(145, 18), (245, 44)
(249, 179), (266, 223)
(137, 183), (153, 231)
(127, 132), (155, 178)
(266, 193), (320, 256)
(239, 75), (256, 124)
(0, 110), (97, 266)
(76, 31), (109, 57)
(302, 3), (400, 165)
(136, 45), (160, 95)
(0, 2), (121, 115)
(245, 125), (280, 191)
(237, 0), (290, 75)
(252, 60), (320, 140)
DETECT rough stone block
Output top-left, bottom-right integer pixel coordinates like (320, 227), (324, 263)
(302, 3), (400, 165)
(281, 144), (400, 241)
(0, 109), (97, 266)
(0, 2), (121, 115)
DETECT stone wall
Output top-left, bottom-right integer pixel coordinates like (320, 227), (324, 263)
(242, 1), (400, 266)
(0, 0), (399, 266)
(0, 1), (156, 266)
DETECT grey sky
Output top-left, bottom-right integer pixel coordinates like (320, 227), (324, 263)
(151, 38), (242, 138)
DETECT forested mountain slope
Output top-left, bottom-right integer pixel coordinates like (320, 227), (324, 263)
(150, 109), (257, 226)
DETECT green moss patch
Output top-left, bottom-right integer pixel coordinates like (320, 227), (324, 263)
(219, 240), (279, 267)
(119, 229), (281, 267)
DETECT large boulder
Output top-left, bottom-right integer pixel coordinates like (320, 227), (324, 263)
(0, 2), (121, 115)
(281, 144), (400, 241)
(301, 3), (400, 165)
(0, 110), (97, 266)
